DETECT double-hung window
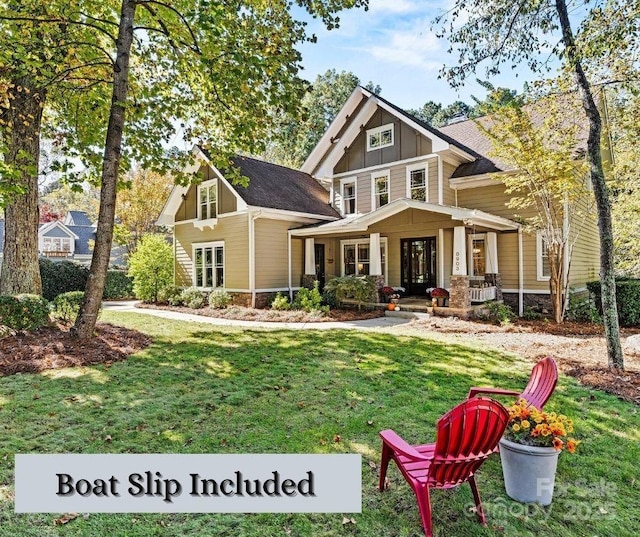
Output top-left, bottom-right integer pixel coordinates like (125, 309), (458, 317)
(537, 233), (551, 281)
(341, 178), (357, 215)
(372, 171), (390, 209)
(198, 181), (217, 220)
(194, 242), (224, 288)
(407, 164), (427, 202)
(341, 238), (387, 279)
(366, 123), (394, 151)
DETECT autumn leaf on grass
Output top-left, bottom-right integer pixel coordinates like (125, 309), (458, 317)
(333, 434), (341, 443)
(53, 513), (78, 525)
(341, 516), (356, 525)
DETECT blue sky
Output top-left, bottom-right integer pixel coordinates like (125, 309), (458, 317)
(296, 0), (541, 110)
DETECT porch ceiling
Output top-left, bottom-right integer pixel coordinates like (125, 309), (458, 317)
(289, 199), (521, 237)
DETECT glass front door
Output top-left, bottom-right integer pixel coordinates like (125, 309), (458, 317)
(401, 238), (437, 296)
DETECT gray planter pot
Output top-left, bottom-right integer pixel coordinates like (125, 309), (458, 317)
(499, 437), (560, 505)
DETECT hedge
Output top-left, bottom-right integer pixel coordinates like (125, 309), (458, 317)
(0, 294), (50, 330)
(586, 278), (640, 327)
(104, 270), (134, 300)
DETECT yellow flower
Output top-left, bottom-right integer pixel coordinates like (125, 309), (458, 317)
(521, 420), (531, 430)
(512, 424), (521, 433)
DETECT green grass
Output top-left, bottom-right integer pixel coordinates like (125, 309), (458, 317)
(0, 310), (638, 536)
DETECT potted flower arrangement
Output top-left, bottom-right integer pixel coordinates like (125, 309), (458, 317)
(430, 287), (449, 307)
(499, 398), (580, 505)
(379, 286), (400, 310)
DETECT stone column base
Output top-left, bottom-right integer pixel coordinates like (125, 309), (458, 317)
(301, 274), (318, 289)
(449, 275), (471, 309)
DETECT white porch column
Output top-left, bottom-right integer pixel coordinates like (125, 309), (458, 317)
(485, 232), (499, 273)
(452, 226), (468, 276)
(304, 238), (315, 275)
(370, 233), (382, 276)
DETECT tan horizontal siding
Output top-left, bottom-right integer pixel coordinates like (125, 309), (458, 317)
(442, 161), (457, 206)
(568, 195), (599, 288)
(174, 214), (249, 289)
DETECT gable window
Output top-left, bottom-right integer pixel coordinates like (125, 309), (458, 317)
(341, 238), (388, 279)
(194, 242), (224, 288)
(198, 181), (217, 220)
(43, 237), (72, 253)
(341, 178), (357, 215)
(372, 171), (390, 209)
(366, 123), (394, 151)
(537, 232), (551, 281)
(407, 164), (427, 202)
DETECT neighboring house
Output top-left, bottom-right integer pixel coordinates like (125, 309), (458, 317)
(0, 210), (126, 267)
(158, 87), (600, 314)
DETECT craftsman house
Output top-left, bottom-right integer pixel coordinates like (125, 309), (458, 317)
(158, 87), (600, 314)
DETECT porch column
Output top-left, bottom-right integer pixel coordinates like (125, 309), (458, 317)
(304, 238), (315, 275)
(452, 226), (467, 276)
(370, 233), (382, 276)
(485, 232), (499, 273)
(302, 237), (317, 289)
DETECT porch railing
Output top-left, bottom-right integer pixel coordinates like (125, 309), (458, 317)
(469, 285), (496, 303)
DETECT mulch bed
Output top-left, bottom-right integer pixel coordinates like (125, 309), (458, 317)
(0, 323), (151, 376)
(561, 362), (640, 406)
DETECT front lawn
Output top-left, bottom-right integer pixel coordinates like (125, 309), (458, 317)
(0, 310), (638, 536)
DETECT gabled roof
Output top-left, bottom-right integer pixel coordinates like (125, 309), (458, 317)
(290, 198), (520, 236)
(226, 154), (339, 218)
(0, 219), (95, 255)
(64, 210), (93, 227)
(39, 220), (79, 240)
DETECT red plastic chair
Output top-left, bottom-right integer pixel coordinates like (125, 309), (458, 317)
(467, 356), (558, 410)
(378, 397), (509, 537)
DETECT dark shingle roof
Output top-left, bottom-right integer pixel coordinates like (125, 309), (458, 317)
(67, 225), (95, 255)
(65, 210), (93, 226)
(202, 149), (339, 218)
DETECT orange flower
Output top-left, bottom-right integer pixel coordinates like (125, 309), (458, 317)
(566, 439), (580, 454)
(552, 438), (564, 451)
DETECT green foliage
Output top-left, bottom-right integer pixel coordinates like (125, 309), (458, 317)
(293, 281), (326, 313)
(180, 288), (206, 309)
(157, 286), (183, 306)
(104, 270), (134, 300)
(0, 294), (50, 330)
(271, 292), (291, 311)
(324, 276), (376, 310)
(587, 279), (640, 327)
(522, 306), (543, 321)
(208, 288), (231, 309)
(39, 259), (89, 301)
(321, 288), (340, 309)
(566, 291), (602, 324)
(481, 301), (516, 326)
(127, 234), (173, 303)
(52, 291), (85, 325)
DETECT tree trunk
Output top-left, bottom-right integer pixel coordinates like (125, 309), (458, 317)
(0, 79), (44, 295)
(72, 0), (136, 340)
(555, 0), (624, 369)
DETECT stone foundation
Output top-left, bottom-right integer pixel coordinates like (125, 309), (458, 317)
(449, 275), (471, 309)
(301, 274), (318, 289)
(229, 292), (280, 309)
(502, 292), (553, 315)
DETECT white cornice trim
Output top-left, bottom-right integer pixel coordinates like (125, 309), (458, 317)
(450, 171), (513, 190)
(333, 153), (439, 179)
(246, 205), (339, 223)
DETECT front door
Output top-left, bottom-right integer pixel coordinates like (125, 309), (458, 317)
(314, 243), (326, 290)
(401, 238), (437, 296)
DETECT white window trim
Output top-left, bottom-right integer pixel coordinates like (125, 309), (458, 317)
(197, 180), (218, 221)
(366, 123), (394, 152)
(340, 237), (388, 282)
(371, 169), (390, 210)
(467, 233), (486, 277)
(340, 177), (357, 216)
(406, 162), (428, 202)
(42, 236), (74, 253)
(192, 241), (225, 289)
(536, 232), (550, 281)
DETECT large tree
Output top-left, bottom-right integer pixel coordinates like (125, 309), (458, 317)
(434, 0), (627, 369)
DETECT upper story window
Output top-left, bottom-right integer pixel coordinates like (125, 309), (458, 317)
(366, 123), (394, 151)
(341, 178), (357, 215)
(372, 171), (390, 209)
(43, 237), (72, 253)
(407, 164), (427, 202)
(198, 181), (217, 220)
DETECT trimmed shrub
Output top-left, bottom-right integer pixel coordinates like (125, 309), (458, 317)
(0, 294), (50, 330)
(180, 287), (206, 309)
(39, 258), (89, 301)
(104, 270), (134, 300)
(324, 276), (376, 310)
(293, 281), (325, 312)
(566, 290), (601, 324)
(52, 291), (85, 324)
(587, 279), (640, 326)
(128, 234), (173, 303)
(481, 301), (516, 326)
(209, 288), (231, 309)
(158, 286), (183, 305)
(271, 292), (291, 311)
(321, 288), (339, 309)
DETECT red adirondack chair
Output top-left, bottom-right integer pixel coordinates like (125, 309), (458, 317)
(467, 356), (558, 410)
(378, 397), (509, 537)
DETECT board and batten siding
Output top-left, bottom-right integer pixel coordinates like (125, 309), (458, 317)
(174, 167), (238, 223)
(174, 214), (249, 289)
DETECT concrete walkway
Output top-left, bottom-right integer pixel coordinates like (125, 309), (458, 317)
(102, 301), (411, 331)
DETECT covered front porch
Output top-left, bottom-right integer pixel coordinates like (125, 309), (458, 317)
(288, 199), (524, 315)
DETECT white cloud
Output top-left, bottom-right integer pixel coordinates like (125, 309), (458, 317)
(368, 0), (421, 14)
